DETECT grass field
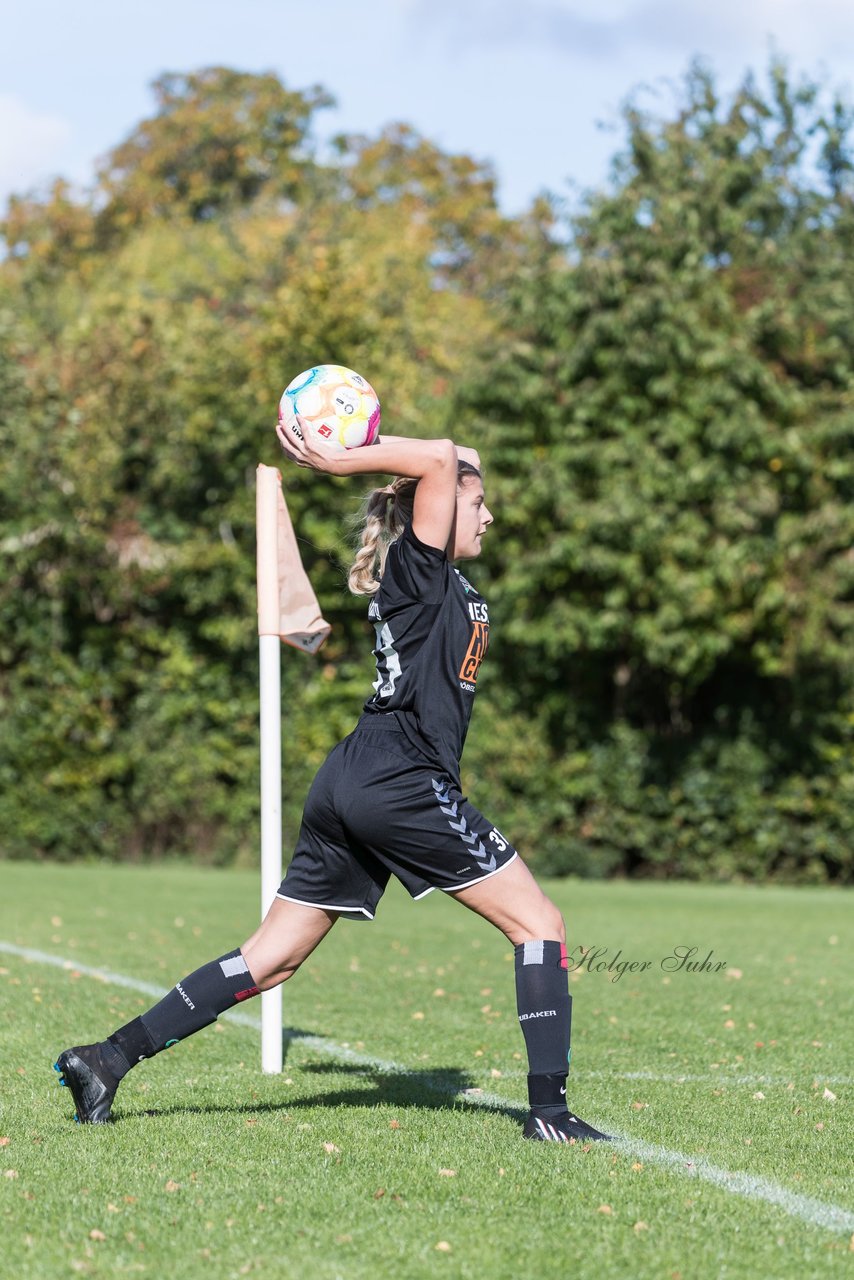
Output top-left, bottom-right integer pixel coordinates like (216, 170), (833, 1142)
(0, 862), (851, 1279)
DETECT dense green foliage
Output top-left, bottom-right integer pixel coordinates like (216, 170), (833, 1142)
(1, 61), (851, 880)
(465, 65), (854, 881)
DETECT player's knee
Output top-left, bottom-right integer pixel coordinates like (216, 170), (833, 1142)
(241, 947), (302, 990)
(254, 961), (303, 991)
(540, 900), (566, 945)
(512, 897), (565, 946)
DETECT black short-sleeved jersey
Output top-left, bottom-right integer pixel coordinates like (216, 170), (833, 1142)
(361, 522), (489, 783)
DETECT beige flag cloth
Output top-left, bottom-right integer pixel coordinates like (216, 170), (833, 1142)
(256, 464), (331, 654)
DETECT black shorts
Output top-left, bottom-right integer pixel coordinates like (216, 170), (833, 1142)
(278, 716), (518, 920)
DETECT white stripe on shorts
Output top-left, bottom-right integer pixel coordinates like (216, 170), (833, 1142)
(440, 851), (518, 896)
(276, 893), (375, 920)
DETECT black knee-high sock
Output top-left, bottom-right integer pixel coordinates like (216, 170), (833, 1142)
(514, 939), (572, 1116)
(101, 949), (260, 1079)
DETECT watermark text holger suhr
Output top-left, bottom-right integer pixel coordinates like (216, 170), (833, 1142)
(568, 945), (729, 983)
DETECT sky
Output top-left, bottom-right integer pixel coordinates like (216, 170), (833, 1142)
(2, 0), (854, 216)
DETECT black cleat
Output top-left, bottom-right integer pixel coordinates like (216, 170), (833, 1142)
(53, 1045), (120, 1124)
(523, 1109), (612, 1143)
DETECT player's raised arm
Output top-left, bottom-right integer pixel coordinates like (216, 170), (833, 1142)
(276, 421), (460, 554)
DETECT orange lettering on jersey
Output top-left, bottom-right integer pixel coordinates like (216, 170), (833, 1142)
(459, 620), (489, 684)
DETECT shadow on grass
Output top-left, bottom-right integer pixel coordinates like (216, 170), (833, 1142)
(127, 1047), (526, 1124)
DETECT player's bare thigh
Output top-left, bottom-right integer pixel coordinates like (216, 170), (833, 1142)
(449, 856), (565, 946)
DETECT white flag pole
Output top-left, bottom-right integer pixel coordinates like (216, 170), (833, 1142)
(258, 633), (283, 1074)
(256, 466), (283, 1075)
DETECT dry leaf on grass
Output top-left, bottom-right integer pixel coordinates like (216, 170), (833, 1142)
(323, 1143), (340, 1154)
(164, 1180), (180, 1192)
(89, 1230), (106, 1242)
(435, 1241), (452, 1253)
(823, 1087), (837, 1101)
(438, 1168), (457, 1177)
(597, 1204), (613, 1215)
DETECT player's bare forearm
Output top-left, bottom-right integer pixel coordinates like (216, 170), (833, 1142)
(334, 437), (457, 480)
(276, 418), (456, 480)
(378, 436), (480, 477)
(276, 412), (481, 481)
(380, 433), (480, 470)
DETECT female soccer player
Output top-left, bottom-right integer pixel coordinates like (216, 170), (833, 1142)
(54, 425), (610, 1143)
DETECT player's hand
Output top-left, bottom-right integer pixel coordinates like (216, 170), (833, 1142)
(275, 415), (345, 474)
(455, 445), (482, 471)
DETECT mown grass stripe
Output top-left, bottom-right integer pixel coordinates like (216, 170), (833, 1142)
(4, 938), (852, 1238)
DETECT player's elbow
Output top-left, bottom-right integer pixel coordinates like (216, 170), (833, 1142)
(431, 438), (458, 472)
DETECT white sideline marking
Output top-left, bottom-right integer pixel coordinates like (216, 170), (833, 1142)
(0, 941), (260, 1028)
(624, 1139), (854, 1237)
(593, 1070), (854, 1086)
(5, 939), (853, 1237)
(509, 1069), (854, 1087)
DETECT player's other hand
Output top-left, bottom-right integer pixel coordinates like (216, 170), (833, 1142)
(455, 445), (482, 471)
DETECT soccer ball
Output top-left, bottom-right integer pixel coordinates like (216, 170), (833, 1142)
(279, 364), (381, 452)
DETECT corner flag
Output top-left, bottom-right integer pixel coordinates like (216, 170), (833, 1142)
(256, 464), (330, 652)
(256, 464), (330, 1072)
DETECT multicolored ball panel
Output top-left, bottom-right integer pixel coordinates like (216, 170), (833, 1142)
(279, 364), (381, 451)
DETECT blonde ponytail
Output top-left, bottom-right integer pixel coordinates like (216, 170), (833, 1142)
(348, 477), (417, 595)
(347, 460), (482, 596)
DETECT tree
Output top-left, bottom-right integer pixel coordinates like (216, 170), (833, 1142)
(96, 67), (333, 231)
(2, 180), (96, 273)
(336, 123), (524, 291)
(462, 60), (854, 881)
(0, 73), (504, 862)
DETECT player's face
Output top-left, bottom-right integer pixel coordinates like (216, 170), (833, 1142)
(452, 478), (493, 561)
